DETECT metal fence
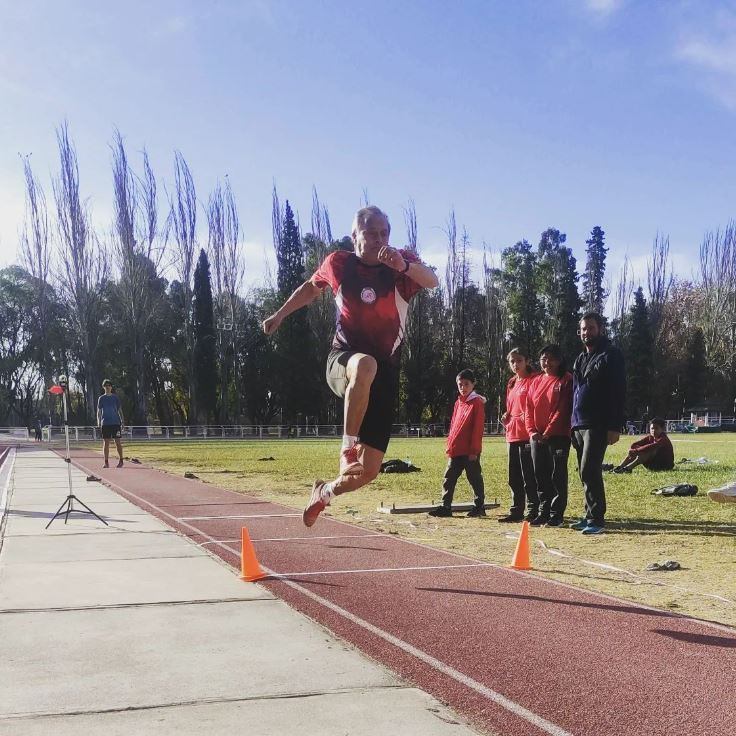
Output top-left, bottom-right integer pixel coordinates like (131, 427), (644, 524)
(33, 422), (507, 443)
(2, 418), (733, 445)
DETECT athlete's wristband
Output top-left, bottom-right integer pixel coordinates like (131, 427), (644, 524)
(401, 260), (410, 273)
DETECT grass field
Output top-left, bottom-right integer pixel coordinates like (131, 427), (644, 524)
(121, 434), (736, 627)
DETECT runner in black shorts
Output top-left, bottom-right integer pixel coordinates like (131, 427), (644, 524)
(97, 379), (125, 468)
(263, 205), (438, 526)
(326, 348), (397, 454)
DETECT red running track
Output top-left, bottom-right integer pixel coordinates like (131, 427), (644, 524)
(68, 450), (735, 736)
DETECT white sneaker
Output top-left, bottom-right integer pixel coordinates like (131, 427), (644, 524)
(707, 482), (736, 503)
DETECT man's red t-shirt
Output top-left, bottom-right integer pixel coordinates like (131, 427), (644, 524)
(310, 249), (423, 364)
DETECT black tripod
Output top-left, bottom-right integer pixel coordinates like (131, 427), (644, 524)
(46, 383), (108, 529)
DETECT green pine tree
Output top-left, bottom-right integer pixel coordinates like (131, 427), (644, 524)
(625, 287), (652, 418)
(582, 226), (608, 314)
(501, 240), (542, 357)
(536, 228), (583, 364)
(192, 249), (217, 423)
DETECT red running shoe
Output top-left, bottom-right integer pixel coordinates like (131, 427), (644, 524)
(339, 445), (363, 476)
(303, 480), (327, 527)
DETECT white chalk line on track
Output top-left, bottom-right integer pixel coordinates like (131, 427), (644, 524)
(269, 563), (495, 578)
(80, 467), (574, 736)
(199, 533), (383, 545)
(179, 513), (302, 520)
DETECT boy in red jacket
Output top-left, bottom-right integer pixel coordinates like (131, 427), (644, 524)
(612, 417), (674, 473)
(429, 369), (487, 518)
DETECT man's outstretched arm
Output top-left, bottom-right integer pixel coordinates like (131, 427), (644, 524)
(262, 280), (322, 334)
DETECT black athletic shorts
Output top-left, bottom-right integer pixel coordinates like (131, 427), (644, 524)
(101, 424), (121, 440)
(326, 349), (397, 453)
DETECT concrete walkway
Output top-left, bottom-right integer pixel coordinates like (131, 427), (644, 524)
(0, 447), (477, 735)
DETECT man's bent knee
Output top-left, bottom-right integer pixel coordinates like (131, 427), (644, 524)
(348, 354), (377, 386)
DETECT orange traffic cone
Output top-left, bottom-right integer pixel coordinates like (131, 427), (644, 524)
(240, 527), (266, 582)
(511, 521), (532, 570)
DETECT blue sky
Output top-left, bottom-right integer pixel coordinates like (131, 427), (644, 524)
(1, 0), (735, 293)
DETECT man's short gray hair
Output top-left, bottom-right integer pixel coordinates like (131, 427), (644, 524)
(351, 206), (390, 238)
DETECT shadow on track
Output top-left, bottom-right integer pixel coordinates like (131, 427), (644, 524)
(416, 586), (677, 618)
(652, 629), (736, 647)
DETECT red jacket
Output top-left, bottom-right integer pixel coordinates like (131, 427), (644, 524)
(525, 372), (573, 439)
(504, 373), (541, 442)
(446, 391), (486, 457)
(630, 433), (674, 469)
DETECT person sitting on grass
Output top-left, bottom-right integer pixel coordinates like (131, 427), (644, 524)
(611, 417), (674, 473)
(429, 369), (487, 518)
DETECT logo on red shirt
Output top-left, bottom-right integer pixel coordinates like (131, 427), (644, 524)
(360, 287), (377, 304)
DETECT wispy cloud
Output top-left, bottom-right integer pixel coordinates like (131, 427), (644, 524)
(675, 8), (736, 111)
(583, 0), (625, 18)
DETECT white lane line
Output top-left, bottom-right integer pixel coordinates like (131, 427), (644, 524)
(72, 470), (574, 736)
(0, 448), (17, 521)
(271, 563), (494, 578)
(179, 513), (302, 520)
(199, 533), (383, 545)
(272, 570), (574, 736)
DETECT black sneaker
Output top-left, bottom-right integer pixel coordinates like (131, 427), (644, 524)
(428, 506), (452, 517)
(529, 515), (549, 527)
(545, 517), (563, 527)
(498, 514), (524, 523)
(466, 507), (487, 518)
(524, 511), (539, 522)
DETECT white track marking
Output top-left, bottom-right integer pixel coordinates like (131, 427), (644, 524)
(271, 563), (495, 578)
(179, 513), (301, 520)
(0, 448), (16, 523)
(199, 533), (383, 545)
(74, 467), (574, 736)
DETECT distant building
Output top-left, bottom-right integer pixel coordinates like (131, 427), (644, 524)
(688, 404), (724, 428)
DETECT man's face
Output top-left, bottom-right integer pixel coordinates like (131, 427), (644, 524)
(353, 214), (390, 264)
(650, 423), (663, 437)
(579, 318), (600, 346)
(456, 377), (474, 397)
(104, 384), (112, 394)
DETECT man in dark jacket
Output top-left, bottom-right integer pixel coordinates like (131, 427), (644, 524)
(570, 313), (626, 535)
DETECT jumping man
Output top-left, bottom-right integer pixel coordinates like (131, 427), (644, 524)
(262, 206), (438, 526)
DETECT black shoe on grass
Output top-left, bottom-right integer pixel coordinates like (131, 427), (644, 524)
(498, 514), (524, 523)
(428, 506), (452, 518)
(466, 507), (487, 518)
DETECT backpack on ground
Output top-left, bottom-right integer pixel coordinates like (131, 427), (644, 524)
(651, 484), (698, 497)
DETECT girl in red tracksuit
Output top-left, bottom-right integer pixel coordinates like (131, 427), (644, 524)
(525, 344), (573, 527)
(499, 348), (540, 523)
(429, 369), (487, 518)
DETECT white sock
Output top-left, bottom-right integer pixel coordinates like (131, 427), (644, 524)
(342, 434), (358, 450)
(320, 482), (336, 504)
